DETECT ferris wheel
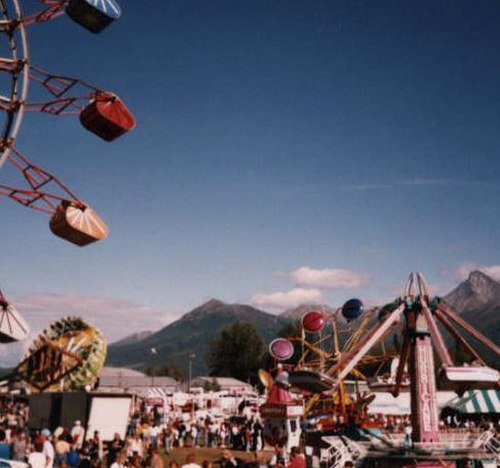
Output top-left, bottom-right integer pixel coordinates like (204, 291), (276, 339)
(0, 0), (134, 246)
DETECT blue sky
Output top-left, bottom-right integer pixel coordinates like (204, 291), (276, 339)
(1, 1), (500, 364)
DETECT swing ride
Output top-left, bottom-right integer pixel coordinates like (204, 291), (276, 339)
(0, 0), (135, 246)
(263, 297), (399, 428)
(261, 272), (499, 467)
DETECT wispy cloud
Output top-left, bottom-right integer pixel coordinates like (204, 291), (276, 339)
(290, 266), (370, 289)
(0, 293), (182, 367)
(252, 288), (323, 310)
(11, 293), (180, 343)
(340, 178), (462, 192)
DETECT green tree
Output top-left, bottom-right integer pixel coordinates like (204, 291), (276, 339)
(203, 377), (221, 392)
(207, 321), (265, 385)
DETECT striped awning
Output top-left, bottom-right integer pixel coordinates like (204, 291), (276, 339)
(451, 390), (500, 414)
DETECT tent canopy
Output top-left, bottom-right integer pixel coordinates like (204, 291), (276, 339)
(449, 389), (500, 414)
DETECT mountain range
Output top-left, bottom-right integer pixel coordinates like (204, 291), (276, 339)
(105, 270), (500, 377)
(105, 299), (290, 377)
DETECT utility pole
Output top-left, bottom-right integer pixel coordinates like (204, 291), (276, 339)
(188, 352), (195, 392)
(150, 347), (157, 386)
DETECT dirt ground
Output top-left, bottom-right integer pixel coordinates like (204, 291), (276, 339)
(161, 446), (275, 466)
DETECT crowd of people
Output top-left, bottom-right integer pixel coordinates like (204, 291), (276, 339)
(0, 396), (297, 468)
(0, 394), (497, 468)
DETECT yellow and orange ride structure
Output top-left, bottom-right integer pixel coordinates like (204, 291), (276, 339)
(262, 299), (399, 431)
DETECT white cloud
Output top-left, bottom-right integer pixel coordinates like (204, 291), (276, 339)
(10, 293), (179, 342)
(290, 266), (370, 289)
(457, 263), (500, 282)
(0, 293), (183, 368)
(252, 288), (323, 310)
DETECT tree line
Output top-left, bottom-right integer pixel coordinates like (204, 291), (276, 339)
(144, 320), (297, 386)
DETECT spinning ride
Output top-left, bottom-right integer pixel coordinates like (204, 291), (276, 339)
(0, 0), (134, 246)
(265, 302), (397, 427)
(322, 272), (499, 466)
(0, 286), (29, 342)
(11, 315), (106, 391)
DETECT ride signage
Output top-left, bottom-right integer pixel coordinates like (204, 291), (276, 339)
(260, 403), (303, 419)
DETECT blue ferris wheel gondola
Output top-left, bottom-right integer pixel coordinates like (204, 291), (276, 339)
(66, 0), (122, 34)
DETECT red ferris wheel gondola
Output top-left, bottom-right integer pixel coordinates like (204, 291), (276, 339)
(0, 148), (108, 245)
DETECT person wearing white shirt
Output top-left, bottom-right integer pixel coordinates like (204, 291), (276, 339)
(70, 421), (85, 450)
(27, 439), (46, 468)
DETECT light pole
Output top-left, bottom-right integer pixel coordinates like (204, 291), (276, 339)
(188, 352), (196, 422)
(150, 347), (157, 386)
(188, 352), (195, 393)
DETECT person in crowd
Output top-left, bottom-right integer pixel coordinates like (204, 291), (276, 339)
(109, 451), (127, 468)
(70, 421), (85, 451)
(181, 452), (201, 468)
(163, 425), (172, 454)
(87, 431), (103, 461)
(28, 438), (47, 468)
(106, 433), (124, 467)
(219, 449), (240, 468)
(66, 437), (80, 468)
(126, 433), (144, 459)
(77, 448), (91, 468)
(269, 444), (289, 467)
(54, 432), (71, 467)
(0, 428), (11, 461)
(287, 446), (305, 468)
(11, 429), (28, 462)
(148, 446), (164, 468)
(41, 428), (55, 468)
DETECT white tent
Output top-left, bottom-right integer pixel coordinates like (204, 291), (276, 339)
(367, 391), (457, 415)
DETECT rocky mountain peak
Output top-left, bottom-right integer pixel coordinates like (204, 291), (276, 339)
(200, 298), (226, 311)
(467, 270), (498, 293)
(443, 270), (500, 312)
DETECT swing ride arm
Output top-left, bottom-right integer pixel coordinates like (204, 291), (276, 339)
(326, 303), (406, 388)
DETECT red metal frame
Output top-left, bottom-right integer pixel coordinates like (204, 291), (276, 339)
(436, 302), (500, 356)
(21, 1), (68, 27)
(26, 65), (102, 115)
(0, 148), (83, 214)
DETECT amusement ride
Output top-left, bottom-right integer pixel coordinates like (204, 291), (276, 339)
(0, 0), (135, 247)
(263, 300), (398, 427)
(261, 272), (500, 467)
(0, 0), (131, 389)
